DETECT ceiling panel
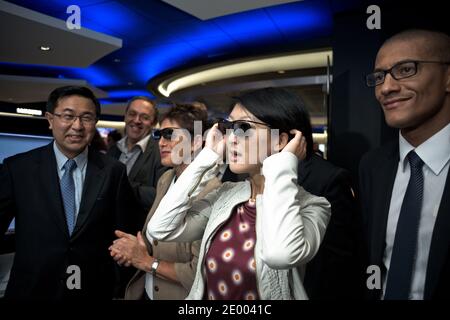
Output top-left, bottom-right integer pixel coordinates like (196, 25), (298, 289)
(162, 0), (301, 20)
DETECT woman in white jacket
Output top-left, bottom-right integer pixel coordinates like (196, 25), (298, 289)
(147, 88), (331, 300)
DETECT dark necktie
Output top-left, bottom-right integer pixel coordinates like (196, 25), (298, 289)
(61, 159), (77, 235)
(384, 151), (424, 300)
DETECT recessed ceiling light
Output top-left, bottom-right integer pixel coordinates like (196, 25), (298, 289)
(277, 70), (286, 74)
(40, 46), (51, 51)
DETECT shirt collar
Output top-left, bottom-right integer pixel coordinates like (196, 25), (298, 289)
(399, 123), (450, 175)
(117, 134), (151, 154)
(53, 141), (88, 172)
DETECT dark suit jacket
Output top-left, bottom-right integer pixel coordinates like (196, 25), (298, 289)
(0, 142), (143, 300)
(299, 154), (363, 300)
(359, 140), (450, 300)
(107, 137), (167, 220)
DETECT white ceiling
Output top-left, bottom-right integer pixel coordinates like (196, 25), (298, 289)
(0, 75), (108, 103)
(162, 0), (301, 20)
(0, 0), (122, 67)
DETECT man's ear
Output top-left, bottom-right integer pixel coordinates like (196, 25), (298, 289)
(274, 132), (289, 152)
(45, 112), (54, 130)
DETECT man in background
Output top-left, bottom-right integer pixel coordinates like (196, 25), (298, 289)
(108, 96), (166, 222)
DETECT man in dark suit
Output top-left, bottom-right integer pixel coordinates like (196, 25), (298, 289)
(107, 97), (166, 221)
(0, 86), (142, 300)
(300, 154), (363, 300)
(287, 97), (362, 300)
(360, 29), (450, 300)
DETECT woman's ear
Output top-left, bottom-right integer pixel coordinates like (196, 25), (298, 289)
(274, 132), (289, 153)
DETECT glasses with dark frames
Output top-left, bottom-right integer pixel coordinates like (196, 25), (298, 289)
(366, 60), (450, 87)
(52, 113), (97, 125)
(216, 118), (270, 136)
(152, 127), (192, 140)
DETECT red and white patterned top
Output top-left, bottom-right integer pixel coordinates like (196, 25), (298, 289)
(204, 199), (260, 300)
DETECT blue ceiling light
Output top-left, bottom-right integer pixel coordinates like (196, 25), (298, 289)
(265, 0), (333, 38)
(107, 89), (155, 99)
(80, 1), (155, 37)
(69, 65), (121, 87)
(135, 42), (199, 81)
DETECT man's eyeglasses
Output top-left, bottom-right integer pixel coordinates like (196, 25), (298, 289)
(52, 113), (97, 125)
(366, 60), (450, 87)
(217, 118), (269, 137)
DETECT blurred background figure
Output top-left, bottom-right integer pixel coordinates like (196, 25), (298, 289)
(107, 130), (123, 151)
(90, 129), (108, 154)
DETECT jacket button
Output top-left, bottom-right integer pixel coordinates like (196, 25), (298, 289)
(154, 286), (159, 292)
(153, 240), (158, 246)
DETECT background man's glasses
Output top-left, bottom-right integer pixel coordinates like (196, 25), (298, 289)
(217, 118), (269, 136)
(53, 113), (97, 125)
(366, 60), (450, 87)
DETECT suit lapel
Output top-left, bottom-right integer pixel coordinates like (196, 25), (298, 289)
(142, 170), (174, 234)
(140, 170), (173, 253)
(424, 169), (450, 299)
(39, 143), (70, 238)
(128, 138), (156, 181)
(370, 143), (399, 267)
(72, 149), (106, 237)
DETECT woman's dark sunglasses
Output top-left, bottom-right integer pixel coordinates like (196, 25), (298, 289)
(217, 118), (269, 136)
(152, 128), (175, 140)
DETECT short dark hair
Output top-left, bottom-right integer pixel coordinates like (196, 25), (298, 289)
(234, 87), (314, 159)
(125, 96), (158, 125)
(160, 103), (208, 135)
(47, 86), (101, 117)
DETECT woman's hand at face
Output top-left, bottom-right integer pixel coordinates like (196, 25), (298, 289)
(281, 129), (307, 161)
(205, 123), (226, 158)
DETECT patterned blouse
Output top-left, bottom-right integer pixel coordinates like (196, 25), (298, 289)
(204, 199), (260, 300)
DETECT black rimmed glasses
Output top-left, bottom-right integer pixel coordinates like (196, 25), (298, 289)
(217, 118), (270, 137)
(366, 60), (450, 87)
(52, 113), (97, 125)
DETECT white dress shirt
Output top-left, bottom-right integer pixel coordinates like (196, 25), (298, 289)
(53, 142), (88, 220)
(382, 123), (450, 299)
(117, 135), (150, 175)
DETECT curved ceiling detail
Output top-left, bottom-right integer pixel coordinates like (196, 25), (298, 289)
(154, 49), (333, 97)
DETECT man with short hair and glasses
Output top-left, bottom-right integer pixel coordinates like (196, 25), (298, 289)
(359, 29), (450, 300)
(0, 86), (143, 300)
(107, 96), (167, 217)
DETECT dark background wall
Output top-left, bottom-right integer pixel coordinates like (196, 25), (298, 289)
(328, 0), (449, 189)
